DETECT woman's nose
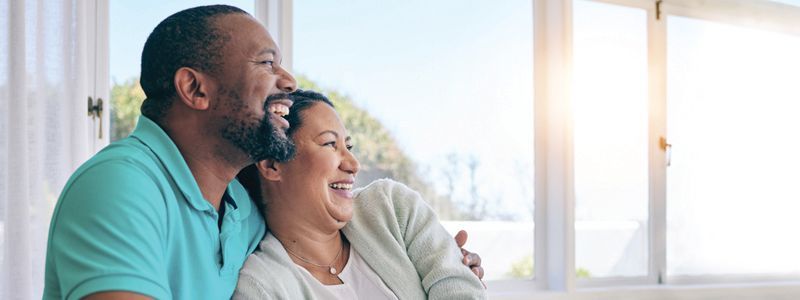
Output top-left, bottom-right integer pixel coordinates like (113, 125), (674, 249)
(340, 150), (360, 175)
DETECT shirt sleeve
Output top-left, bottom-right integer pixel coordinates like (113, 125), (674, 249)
(387, 181), (487, 299)
(47, 160), (170, 300)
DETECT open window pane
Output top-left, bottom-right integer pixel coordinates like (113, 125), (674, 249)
(573, 0), (649, 279)
(667, 16), (800, 276)
(294, 0), (535, 281)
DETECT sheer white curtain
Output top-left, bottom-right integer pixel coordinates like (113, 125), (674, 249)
(1, 0), (92, 298)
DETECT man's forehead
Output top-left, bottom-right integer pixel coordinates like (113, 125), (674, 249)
(216, 14), (279, 55)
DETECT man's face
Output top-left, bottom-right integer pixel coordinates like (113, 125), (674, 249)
(211, 14), (298, 162)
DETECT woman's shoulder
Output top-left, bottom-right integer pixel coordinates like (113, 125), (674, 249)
(351, 178), (433, 225)
(235, 234), (304, 298)
(353, 178), (418, 202)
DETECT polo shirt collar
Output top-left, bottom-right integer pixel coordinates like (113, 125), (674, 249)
(130, 115), (213, 212)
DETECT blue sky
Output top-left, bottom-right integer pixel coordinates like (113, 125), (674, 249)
(292, 0), (535, 220)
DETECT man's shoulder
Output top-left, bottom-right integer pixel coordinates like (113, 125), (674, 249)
(79, 136), (165, 178)
(59, 137), (172, 206)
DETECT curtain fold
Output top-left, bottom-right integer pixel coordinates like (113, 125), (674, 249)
(1, 0), (92, 298)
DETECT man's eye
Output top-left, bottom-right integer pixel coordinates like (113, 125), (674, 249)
(261, 60), (274, 66)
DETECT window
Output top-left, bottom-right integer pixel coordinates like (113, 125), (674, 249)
(573, 0), (649, 279)
(666, 15), (800, 278)
(293, 0), (535, 281)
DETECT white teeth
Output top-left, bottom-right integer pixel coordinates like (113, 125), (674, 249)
(329, 183), (353, 190)
(268, 103), (290, 117)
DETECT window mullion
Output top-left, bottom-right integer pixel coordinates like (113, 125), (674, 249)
(534, 0), (575, 292)
(94, 0), (110, 151)
(647, 0), (668, 285)
(255, 0), (294, 71)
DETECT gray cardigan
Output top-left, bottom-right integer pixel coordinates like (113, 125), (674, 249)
(233, 179), (487, 299)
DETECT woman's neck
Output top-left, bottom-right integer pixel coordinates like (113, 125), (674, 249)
(266, 203), (350, 284)
(270, 221), (343, 262)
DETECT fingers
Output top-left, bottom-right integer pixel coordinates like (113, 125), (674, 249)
(454, 230), (468, 248)
(464, 251), (482, 270)
(471, 266), (485, 281)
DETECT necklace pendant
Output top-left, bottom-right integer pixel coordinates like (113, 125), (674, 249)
(330, 267), (337, 275)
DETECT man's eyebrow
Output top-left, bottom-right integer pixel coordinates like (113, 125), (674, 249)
(257, 48), (276, 57)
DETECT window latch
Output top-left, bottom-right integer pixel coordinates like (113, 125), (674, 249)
(659, 136), (671, 166)
(88, 96), (104, 139)
(656, 0), (663, 20)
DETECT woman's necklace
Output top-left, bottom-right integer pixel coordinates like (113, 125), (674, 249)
(284, 240), (344, 275)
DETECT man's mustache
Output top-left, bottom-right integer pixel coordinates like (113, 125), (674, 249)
(266, 93), (291, 103)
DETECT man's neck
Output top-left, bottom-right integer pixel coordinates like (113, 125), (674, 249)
(164, 121), (249, 210)
(183, 151), (239, 210)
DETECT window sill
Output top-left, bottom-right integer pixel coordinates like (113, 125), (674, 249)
(488, 280), (800, 300)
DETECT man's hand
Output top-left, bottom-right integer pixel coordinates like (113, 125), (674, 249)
(455, 229), (485, 287)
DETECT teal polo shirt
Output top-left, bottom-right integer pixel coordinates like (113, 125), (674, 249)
(44, 116), (266, 300)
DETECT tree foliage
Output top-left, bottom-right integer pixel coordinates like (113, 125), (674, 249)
(109, 78), (145, 141)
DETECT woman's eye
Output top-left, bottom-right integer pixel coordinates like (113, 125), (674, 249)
(346, 144), (354, 151)
(323, 141), (336, 148)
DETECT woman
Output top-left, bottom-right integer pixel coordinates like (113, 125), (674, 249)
(233, 90), (486, 299)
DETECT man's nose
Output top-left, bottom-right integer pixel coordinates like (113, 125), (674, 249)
(277, 67), (297, 93)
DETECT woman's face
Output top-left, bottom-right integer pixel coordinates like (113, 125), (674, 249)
(268, 102), (360, 228)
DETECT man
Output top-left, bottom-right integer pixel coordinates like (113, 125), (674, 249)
(44, 5), (481, 299)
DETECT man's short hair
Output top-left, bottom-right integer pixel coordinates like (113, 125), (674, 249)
(139, 5), (248, 122)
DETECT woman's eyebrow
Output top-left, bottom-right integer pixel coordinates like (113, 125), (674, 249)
(316, 130), (339, 139)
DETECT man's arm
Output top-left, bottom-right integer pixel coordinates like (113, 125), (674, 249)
(455, 230), (485, 281)
(82, 292), (152, 300)
(48, 161), (170, 299)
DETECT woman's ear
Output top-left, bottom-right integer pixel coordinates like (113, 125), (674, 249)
(256, 159), (282, 181)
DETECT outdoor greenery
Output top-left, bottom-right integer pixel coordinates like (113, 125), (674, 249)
(109, 78), (146, 142)
(507, 255), (533, 278)
(507, 255), (592, 279)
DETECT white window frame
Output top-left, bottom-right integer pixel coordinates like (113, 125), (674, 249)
(535, 0), (800, 297)
(92, 0), (110, 152)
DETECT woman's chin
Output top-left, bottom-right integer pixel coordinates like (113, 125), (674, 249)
(328, 204), (354, 225)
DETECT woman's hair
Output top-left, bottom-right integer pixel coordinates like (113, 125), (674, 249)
(236, 89), (335, 216)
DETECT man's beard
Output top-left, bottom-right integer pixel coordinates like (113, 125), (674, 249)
(220, 92), (296, 163)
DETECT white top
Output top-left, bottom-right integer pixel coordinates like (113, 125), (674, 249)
(270, 232), (399, 300)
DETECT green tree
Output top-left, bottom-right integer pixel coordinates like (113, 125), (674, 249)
(507, 255), (533, 278)
(506, 254), (592, 279)
(109, 78), (145, 141)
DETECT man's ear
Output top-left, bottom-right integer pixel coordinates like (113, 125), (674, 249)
(256, 159), (282, 182)
(174, 67), (211, 110)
